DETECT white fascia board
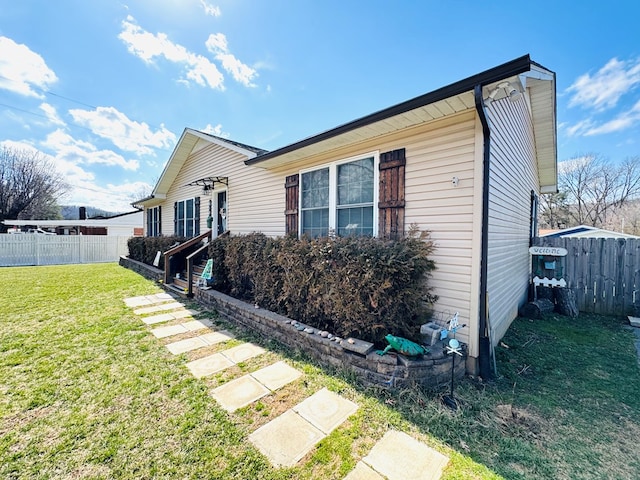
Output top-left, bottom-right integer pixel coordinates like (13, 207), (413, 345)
(185, 128), (259, 159)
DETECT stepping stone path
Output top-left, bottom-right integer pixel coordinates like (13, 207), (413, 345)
(123, 293), (449, 477)
(344, 430), (449, 480)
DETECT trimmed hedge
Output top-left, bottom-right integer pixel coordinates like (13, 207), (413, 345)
(207, 230), (437, 345)
(127, 236), (187, 269)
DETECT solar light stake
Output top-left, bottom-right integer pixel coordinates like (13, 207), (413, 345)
(442, 313), (465, 410)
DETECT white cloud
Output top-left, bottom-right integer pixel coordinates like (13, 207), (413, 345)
(583, 99), (640, 135)
(0, 36), (57, 98)
(39, 103), (66, 126)
(567, 57), (640, 111)
(201, 123), (228, 137)
(1, 139), (148, 212)
(200, 0), (221, 17)
(205, 33), (257, 87)
(68, 106), (176, 156)
(558, 155), (592, 175)
(119, 15), (225, 90)
(565, 118), (596, 137)
(43, 129), (140, 171)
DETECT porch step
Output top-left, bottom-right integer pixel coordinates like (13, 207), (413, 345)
(165, 283), (188, 296)
(193, 264), (205, 275)
(173, 276), (189, 289)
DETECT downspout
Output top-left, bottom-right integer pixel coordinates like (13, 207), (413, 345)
(474, 84), (492, 379)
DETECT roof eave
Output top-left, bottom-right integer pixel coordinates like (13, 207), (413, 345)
(246, 54), (537, 167)
(152, 128), (263, 197)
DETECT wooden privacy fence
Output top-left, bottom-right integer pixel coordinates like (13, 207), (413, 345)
(538, 237), (640, 316)
(0, 235), (130, 267)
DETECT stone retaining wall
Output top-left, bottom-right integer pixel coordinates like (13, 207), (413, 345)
(119, 257), (466, 388)
(119, 256), (163, 282)
(196, 288), (465, 389)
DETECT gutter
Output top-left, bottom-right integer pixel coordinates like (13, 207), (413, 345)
(474, 84), (493, 379)
(246, 55), (534, 167)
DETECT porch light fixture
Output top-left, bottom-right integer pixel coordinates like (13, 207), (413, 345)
(185, 176), (228, 196)
(484, 81), (522, 107)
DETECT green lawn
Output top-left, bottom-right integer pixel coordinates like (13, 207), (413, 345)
(1, 263), (639, 479)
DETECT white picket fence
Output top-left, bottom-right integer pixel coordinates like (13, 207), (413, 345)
(0, 235), (130, 266)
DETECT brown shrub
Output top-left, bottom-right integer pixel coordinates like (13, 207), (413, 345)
(208, 229), (437, 345)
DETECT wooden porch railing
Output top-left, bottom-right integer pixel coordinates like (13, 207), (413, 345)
(186, 230), (230, 297)
(163, 229), (212, 284)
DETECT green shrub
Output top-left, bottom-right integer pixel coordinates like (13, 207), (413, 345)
(207, 229), (437, 345)
(127, 236), (187, 269)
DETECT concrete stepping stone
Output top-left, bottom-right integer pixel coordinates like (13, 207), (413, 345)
(210, 375), (270, 412)
(151, 320), (213, 338)
(124, 293), (174, 308)
(171, 309), (200, 320)
(142, 313), (175, 325)
(141, 309), (201, 325)
(250, 361), (302, 391)
(221, 343), (266, 364)
(200, 330), (235, 345)
(343, 462), (385, 480)
(133, 301), (185, 315)
(166, 336), (208, 355)
(181, 319), (213, 332)
(186, 353), (234, 378)
(151, 323), (188, 339)
(124, 296), (155, 308)
(361, 430), (449, 480)
(293, 388), (359, 435)
(249, 409), (325, 468)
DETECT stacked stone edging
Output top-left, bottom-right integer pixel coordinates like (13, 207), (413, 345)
(119, 256), (163, 282)
(196, 288), (465, 389)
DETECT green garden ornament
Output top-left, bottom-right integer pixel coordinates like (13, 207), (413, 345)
(377, 334), (427, 357)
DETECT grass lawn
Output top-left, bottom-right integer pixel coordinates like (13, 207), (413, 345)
(1, 263), (639, 479)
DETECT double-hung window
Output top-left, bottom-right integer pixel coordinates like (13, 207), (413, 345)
(300, 153), (377, 238)
(147, 206), (161, 237)
(175, 198), (196, 237)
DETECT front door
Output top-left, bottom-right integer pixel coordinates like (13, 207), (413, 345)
(217, 191), (227, 235)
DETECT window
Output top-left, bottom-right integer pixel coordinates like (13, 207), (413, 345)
(174, 198), (198, 237)
(147, 206), (161, 237)
(300, 154), (377, 238)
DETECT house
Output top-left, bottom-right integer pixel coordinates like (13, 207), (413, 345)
(135, 54), (557, 375)
(541, 225), (640, 239)
(3, 210), (144, 236)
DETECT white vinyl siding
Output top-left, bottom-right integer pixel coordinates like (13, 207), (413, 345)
(486, 96), (539, 342)
(161, 139), (284, 237)
(267, 111), (480, 351)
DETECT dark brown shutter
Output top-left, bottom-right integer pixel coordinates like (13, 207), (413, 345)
(194, 197), (201, 236)
(285, 174), (299, 236)
(158, 205), (162, 236)
(173, 202), (178, 235)
(379, 148), (406, 239)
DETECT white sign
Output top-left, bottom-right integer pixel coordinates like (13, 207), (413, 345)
(529, 246), (568, 257)
(533, 276), (567, 288)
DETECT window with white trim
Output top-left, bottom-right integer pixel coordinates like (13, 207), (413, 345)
(300, 153), (378, 238)
(147, 206), (161, 237)
(174, 198), (196, 237)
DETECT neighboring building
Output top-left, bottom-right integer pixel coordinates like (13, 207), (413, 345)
(3, 210), (143, 236)
(541, 225), (640, 239)
(135, 55), (557, 375)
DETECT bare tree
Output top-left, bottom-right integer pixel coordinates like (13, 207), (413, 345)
(554, 153), (640, 228)
(0, 147), (68, 230)
(539, 191), (570, 229)
(602, 199), (640, 235)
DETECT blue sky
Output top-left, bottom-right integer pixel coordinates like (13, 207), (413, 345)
(1, 0), (639, 212)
